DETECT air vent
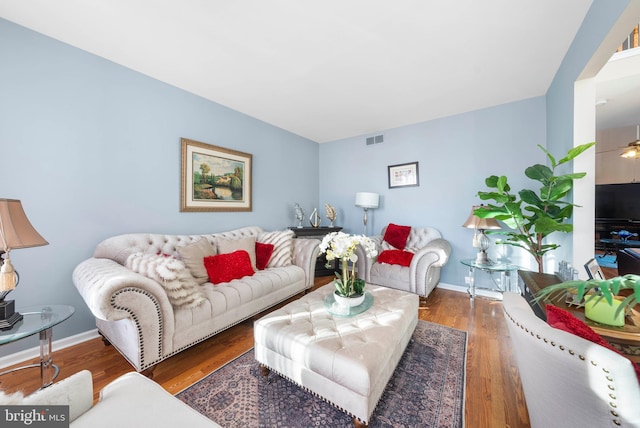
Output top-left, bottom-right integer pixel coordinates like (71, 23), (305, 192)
(366, 134), (384, 145)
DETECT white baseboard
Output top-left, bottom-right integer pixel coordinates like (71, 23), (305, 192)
(437, 282), (504, 299)
(0, 329), (100, 370)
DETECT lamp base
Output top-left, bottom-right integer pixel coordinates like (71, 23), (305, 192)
(0, 299), (23, 330)
(475, 250), (493, 266)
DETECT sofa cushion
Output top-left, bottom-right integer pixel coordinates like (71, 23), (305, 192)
(177, 238), (217, 285)
(125, 252), (206, 308)
(255, 242), (274, 270)
(216, 236), (257, 270)
(257, 230), (294, 268)
(383, 223), (411, 250)
(204, 250), (255, 284)
(377, 249), (414, 267)
(546, 304), (640, 382)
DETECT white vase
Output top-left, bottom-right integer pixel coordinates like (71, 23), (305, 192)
(334, 291), (365, 308)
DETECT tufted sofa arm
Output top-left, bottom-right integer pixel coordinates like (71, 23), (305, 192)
(72, 257), (174, 369)
(292, 238), (321, 288)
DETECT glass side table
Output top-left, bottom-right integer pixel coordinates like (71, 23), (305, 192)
(460, 259), (519, 300)
(0, 305), (74, 389)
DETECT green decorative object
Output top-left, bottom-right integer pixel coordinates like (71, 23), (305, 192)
(584, 298), (625, 326)
(474, 142), (596, 273)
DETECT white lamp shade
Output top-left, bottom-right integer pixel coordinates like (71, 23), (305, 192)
(355, 192), (379, 209)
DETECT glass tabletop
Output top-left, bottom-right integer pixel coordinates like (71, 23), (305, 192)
(324, 291), (374, 317)
(0, 305), (75, 345)
(460, 258), (519, 272)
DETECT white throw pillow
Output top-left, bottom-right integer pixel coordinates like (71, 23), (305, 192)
(257, 230), (294, 268)
(216, 236), (257, 270)
(125, 252), (206, 308)
(176, 238), (217, 285)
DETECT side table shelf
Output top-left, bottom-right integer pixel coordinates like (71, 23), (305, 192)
(0, 304), (74, 390)
(289, 226), (342, 277)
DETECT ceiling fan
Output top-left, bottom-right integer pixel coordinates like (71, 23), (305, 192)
(620, 125), (640, 159)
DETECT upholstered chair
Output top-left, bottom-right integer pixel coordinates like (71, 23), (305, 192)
(502, 292), (640, 428)
(355, 224), (451, 298)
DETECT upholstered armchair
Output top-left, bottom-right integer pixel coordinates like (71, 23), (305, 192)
(355, 224), (451, 298)
(502, 292), (640, 428)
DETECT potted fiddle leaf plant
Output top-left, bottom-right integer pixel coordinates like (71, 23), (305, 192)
(474, 142), (596, 273)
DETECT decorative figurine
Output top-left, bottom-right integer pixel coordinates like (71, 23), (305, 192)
(325, 203), (337, 227)
(294, 203), (305, 229)
(309, 208), (321, 228)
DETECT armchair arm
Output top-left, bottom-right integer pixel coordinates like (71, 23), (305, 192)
(410, 238), (451, 295)
(23, 370), (94, 422)
(292, 238), (321, 287)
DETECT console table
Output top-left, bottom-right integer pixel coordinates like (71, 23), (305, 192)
(0, 305), (75, 389)
(289, 226), (342, 276)
(518, 270), (640, 362)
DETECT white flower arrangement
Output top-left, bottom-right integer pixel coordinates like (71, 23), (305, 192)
(319, 232), (378, 297)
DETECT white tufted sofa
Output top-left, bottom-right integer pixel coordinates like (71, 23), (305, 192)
(73, 226), (320, 374)
(355, 225), (451, 298)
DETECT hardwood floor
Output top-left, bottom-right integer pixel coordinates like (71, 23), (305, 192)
(0, 277), (531, 427)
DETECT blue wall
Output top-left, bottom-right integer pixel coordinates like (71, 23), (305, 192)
(0, 19), (319, 355)
(320, 97), (547, 286)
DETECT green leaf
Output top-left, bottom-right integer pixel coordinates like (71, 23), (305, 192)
(519, 189), (542, 206)
(537, 144), (557, 169)
(557, 142), (596, 165)
(525, 164), (553, 183)
(497, 176), (508, 193)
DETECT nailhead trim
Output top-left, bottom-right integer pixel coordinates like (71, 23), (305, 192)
(505, 310), (624, 426)
(260, 363), (371, 425)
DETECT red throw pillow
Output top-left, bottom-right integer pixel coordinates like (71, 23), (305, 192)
(546, 304), (640, 383)
(383, 223), (411, 250)
(377, 249), (414, 267)
(204, 250), (255, 284)
(255, 242), (274, 270)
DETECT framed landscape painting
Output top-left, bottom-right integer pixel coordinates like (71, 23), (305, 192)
(388, 161), (419, 188)
(180, 138), (252, 212)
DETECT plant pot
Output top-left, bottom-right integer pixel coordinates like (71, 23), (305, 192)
(334, 291), (365, 308)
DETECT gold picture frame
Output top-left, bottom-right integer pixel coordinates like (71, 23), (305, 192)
(180, 138), (252, 212)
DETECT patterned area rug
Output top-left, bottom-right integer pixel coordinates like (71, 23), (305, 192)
(177, 321), (467, 428)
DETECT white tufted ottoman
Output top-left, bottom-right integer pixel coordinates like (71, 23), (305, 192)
(254, 283), (418, 427)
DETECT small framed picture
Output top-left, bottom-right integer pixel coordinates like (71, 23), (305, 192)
(388, 162), (419, 189)
(584, 258), (605, 280)
(181, 138), (252, 212)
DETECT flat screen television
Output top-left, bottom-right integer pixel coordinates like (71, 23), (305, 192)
(595, 183), (640, 221)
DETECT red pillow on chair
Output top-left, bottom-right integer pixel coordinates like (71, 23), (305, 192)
(377, 249), (414, 267)
(383, 223), (411, 250)
(546, 304), (640, 383)
(204, 250), (255, 284)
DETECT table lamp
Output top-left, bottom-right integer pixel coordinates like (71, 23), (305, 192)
(462, 205), (500, 265)
(0, 199), (49, 330)
(355, 192), (379, 235)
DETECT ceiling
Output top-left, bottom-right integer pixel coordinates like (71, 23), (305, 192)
(595, 49), (640, 132)
(3, 0), (631, 143)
